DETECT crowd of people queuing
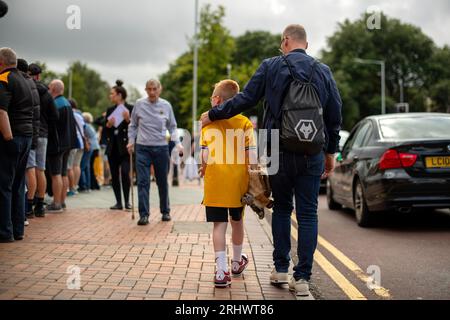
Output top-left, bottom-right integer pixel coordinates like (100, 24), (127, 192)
(0, 47), (185, 244)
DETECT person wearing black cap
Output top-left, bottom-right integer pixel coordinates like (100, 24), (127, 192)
(17, 58), (40, 223)
(28, 63), (59, 217)
(0, 48), (34, 243)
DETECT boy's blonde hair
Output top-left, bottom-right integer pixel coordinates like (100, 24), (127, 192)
(214, 79), (240, 101)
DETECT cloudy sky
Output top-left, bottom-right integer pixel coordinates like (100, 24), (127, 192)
(1, 0), (449, 94)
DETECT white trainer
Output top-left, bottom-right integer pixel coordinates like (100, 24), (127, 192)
(289, 277), (310, 297)
(270, 269), (289, 284)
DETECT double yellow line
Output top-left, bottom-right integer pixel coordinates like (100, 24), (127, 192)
(290, 214), (391, 300)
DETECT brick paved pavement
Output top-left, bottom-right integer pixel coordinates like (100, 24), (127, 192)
(0, 183), (296, 300)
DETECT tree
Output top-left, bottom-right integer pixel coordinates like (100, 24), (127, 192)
(321, 12), (437, 130)
(61, 61), (110, 117)
(233, 31), (281, 66)
(160, 7), (285, 130)
(196, 5), (235, 119)
(160, 5), (235, 130)
(232, 31), (282, 125)
(31, 61), (117, 118)
(160, 52), (194, 129)
(32, 61), (60, 86)
(126, 85), (142, 105)
(430, 80), (450, 113)
(427, 46), (450, 112)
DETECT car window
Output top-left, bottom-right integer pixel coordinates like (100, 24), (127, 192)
(361, 122), (374, 147)
(341, 125), (360, 157)
(352, 122), (371, 149)
(379, 116), (450, 140)
(338, 131), (350, 151)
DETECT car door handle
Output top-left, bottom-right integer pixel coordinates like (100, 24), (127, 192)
(353, 156), (359, 161)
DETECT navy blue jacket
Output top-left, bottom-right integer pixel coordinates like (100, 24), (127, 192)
(208, 49), (343, 154)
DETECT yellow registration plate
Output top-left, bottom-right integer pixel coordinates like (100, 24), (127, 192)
(425, 156), (450, 168)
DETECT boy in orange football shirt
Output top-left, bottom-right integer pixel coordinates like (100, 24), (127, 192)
(200, 80), (256, 287)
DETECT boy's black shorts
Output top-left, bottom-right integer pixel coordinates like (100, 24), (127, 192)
(206, 207), (244, 223)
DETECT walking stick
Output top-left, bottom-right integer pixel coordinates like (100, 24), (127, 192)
(130, 150), (135, 220)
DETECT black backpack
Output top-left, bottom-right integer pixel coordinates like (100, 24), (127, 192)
(279, 56), (325, 155)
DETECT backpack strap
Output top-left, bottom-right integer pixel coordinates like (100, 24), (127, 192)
(282, 54), (318, 84)
(281, 55), (300, 81)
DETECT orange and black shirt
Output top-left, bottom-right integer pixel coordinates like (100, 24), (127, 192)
(0, 67), (34, 137)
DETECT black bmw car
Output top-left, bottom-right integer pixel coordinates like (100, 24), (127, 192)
(327, 113), (450, 227)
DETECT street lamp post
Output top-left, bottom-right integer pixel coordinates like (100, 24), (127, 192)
(68, 68), (73, 100)
(192, 0), (199, 138)
(354, 58), (386, 115)
(227, 64), (232, 79)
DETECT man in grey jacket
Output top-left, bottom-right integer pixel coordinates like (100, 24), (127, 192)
(127, 79), (183, 226)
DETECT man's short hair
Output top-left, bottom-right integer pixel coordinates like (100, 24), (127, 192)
(17, 58), (28, 73)
(146, 79), (162, 89)
(214, 80), (240, 101)
(28, 63), (42, 76)
(0, 47), (17, 67)
(68, 98), (78, 110)
(283, 24), (307, 43)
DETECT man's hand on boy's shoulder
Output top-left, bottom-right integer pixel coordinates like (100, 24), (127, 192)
(200, 111), (212, 127)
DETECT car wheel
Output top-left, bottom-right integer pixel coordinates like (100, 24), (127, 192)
(354, 180), (373, 228)
(326, 179), (342, 210)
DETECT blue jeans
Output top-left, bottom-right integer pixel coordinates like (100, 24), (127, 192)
(79, 149), (93, 190)
(0, 136), (32, 240)
(136, 145), (170, 218)
(269, 150), (325, 281)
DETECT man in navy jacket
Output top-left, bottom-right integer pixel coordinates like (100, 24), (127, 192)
(201, 24), (342, 297)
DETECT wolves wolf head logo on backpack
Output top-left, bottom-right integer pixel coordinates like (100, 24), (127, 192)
(299, 122), (313, 139)
(295, 120), (317, 142)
